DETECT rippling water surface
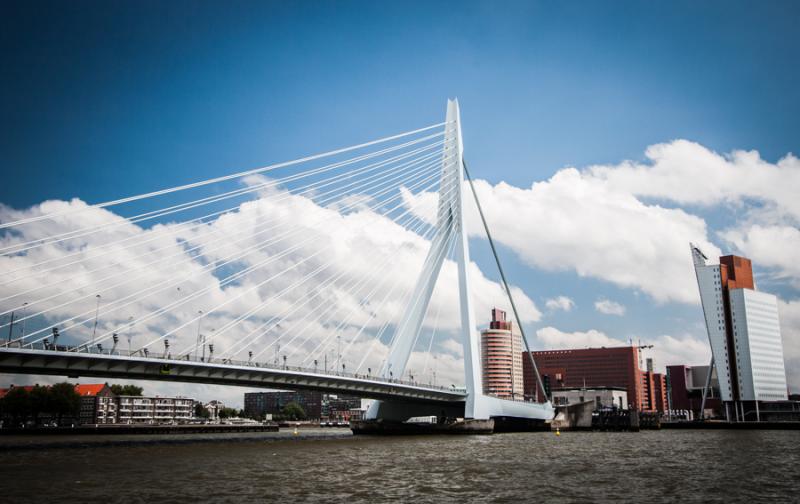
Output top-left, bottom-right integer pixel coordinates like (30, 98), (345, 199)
(1, 429), (798, 503)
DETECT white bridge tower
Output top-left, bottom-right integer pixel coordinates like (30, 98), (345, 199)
(367, 100), (554, 422)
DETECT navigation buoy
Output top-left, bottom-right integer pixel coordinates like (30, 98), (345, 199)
(555, 427), (561, 436)
(293, 427), (299, 436)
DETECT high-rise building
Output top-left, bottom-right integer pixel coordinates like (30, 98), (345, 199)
(522, 346), (668, 412)
(480, 308), (524, 399)
(691, 246), (788, 418)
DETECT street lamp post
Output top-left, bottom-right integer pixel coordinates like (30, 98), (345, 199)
(91, 294), (102, 349)
(6, 311), (14, 344)
(336, 335), (341, 373)
(126, 316), (134, 354)
(195, 310), (203, 360)
(20, 302), (27, 342)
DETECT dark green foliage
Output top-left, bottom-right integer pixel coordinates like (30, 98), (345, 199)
(194, 403), (210, 418)
(48, 382), (80, 422)
(218, 407), (239, 419)
(280, 401), (306, 421)
(0, 382), (80, 426)
(110, 384), (144, 396)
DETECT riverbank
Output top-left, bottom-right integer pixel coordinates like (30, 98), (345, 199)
(0, 423), (279, 436)
(662, 420), (800, 430)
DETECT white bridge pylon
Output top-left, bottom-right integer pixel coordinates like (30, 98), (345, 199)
(366, 100), (554, 422)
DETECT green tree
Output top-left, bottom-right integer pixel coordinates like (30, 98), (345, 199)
(281, 401), (306, 421)
(1, 387), (31, 426)
(29, 385), (50, 425)
(194, 403), (210, 419)
(48, 382), (80, 424)
(110, 384), (143, 396)
(218, 407), (238, 419)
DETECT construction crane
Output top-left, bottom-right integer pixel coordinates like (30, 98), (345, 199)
(635, 339), (654, 370)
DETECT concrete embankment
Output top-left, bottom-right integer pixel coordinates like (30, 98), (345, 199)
(0, 423), (279, 436)
(662, 421), (800, 430)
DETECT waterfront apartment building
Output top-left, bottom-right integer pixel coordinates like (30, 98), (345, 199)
(480, 308), (524, 399)
(77, 383), (117, 424)
(77, 383), (193, 425)
(116, 396), (193, 424)
(523, 346), (668, 412)
(1, 383), (194, 425)
(244, 391), (323, 419)
(691, 247), (788, 418)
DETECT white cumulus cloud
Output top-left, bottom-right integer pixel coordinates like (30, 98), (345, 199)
(545, 296), (575, 312)
(594, 298), (626, 316)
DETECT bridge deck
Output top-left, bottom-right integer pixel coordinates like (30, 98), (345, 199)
(0, 348), (466, 404)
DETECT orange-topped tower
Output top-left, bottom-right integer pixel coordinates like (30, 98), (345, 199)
(480, 308), (524, 399)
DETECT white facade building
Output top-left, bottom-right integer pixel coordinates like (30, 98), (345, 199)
(694, 260), (735, 401)
(729, 289), (788, 401)
(691, 246), (788, 408)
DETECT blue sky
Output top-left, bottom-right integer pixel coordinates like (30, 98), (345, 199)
(2, 1), (799, 403)
(3, 0), (798, 205)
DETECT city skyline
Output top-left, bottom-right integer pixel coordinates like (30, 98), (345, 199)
(2, 1), (799, 408)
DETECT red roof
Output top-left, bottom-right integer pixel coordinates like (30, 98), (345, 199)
(0, 383), (109, 398)
(74, 384), (107, 397)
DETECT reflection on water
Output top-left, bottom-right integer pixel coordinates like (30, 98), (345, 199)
(1, 429), (798, 503)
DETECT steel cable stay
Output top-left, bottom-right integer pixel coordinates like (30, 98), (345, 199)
(0, 137), (451, 284)
(0, 150), (448, 325)
(463, 158), (550, 404)
(409, 238), (454, 383)
(0, 121), (452, 231)
(351, 229), (457, 377)
(202, 208), (436, 362)
(186, 175), (455, 360)
(296, 186), (460, 370)
(80, 168), (446, 353)
(272, 182), (461, 367)
(0, 131), (450, 257)
(15, 160), (443, 349)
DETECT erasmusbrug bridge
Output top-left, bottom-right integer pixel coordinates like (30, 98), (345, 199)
(0, 100), (554, 426)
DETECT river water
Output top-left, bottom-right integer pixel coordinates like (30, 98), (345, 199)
(1, 428), (797, 503)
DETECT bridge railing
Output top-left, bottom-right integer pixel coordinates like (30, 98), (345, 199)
(1, 339), (458, 394)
